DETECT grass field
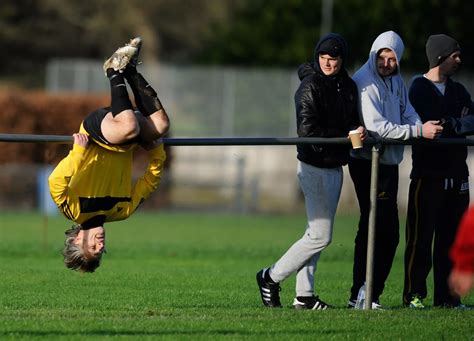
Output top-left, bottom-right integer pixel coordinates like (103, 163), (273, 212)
(0, 211), (473, 340)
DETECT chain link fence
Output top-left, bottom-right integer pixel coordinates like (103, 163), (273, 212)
(30, 60), (474, 213)
(46, 60), (299, 137)
(43, 60), (304, 213)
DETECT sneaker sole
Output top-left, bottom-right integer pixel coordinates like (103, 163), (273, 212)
(127, 37), (142, 68)
(293, 304), (328, 310)
(103, 46), (138, 74)
(293, 304), (307, 310)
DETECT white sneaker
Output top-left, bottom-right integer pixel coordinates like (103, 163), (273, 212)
(371, 301), (384, 310)
(354, 300), (384, 310)
(103, 37), (142, 75)
(127, 37), (142, 68)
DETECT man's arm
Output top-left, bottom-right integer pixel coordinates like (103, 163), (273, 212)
(48, 133), (88, 206)
(362, 81), (441, 139)
(359, 84), (417, 140)
(125, 140), (166, 215)
(449, 206), (474, 296)
(451, 207), (474, 274)
(441, 86), (474, 135)
(400, 84), (422, 126)
(441, 115), (474, 135)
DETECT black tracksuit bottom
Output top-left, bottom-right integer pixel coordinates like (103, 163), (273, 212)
(349, 157), (400, 302)
(403, 177), (468, 306)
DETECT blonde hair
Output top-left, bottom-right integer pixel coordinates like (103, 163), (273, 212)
(63, 224), (102, 272)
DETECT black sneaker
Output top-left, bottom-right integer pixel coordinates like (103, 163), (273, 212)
(347, 299), (356, 309)
(435, 302), (472, 310)
(256, 268), (282, 308)
(453, 304), (472, 310)
(293, 296), (330, 310)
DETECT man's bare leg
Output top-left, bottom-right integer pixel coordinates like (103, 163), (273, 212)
(135, 108), (170, 142)
(101, 39), (143, 144)
(101, 69), (140, 144)
(102, 110), (139, 144)
(124, 66), (170, 142)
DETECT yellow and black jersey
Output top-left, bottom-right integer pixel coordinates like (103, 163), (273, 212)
(48, 135), (166, 226)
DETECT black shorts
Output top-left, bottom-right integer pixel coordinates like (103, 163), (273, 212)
(83, 107), (141, 149)
(83, 107), (111, 145)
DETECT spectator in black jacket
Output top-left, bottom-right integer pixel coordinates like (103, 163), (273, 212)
(404, 34), (474, 309)
(256, 33), (366, 309)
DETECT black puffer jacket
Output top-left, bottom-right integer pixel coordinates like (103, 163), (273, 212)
(295, 33), (360, 168)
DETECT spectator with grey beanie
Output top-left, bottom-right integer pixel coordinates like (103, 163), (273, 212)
(404, 34), (474, 309)
(426, 34), (461, 69)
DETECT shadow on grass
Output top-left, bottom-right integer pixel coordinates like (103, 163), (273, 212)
(1, 328), (357, 338)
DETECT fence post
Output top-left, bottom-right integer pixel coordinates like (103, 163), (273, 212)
(234, 156), (246, 213)
(364, 144), (380, 310)
(288, 74), (299, 136)
(222, 70), (236, 136)
(37, 165), (57, 216)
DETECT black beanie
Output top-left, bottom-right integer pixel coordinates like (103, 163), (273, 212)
(317, 38), (344, 58)
(426, 34), (460, 69)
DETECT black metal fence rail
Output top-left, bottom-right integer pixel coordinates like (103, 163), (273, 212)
(1, 132), (473, 310)
(1, 133), (474, 146)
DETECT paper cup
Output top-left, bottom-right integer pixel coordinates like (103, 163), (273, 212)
(349, 130), (363, 149)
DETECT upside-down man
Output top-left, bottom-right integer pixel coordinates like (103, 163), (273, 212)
(49, 37), (169, 272)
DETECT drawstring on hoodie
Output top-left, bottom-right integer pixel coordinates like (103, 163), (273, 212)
(382, 77), (394, 92)
(444, 178), (454, 190)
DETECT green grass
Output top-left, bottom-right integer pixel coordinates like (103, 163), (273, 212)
(0, 211), (473, 340)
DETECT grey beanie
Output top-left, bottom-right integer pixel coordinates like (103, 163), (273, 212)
(426, 34), (460, 69)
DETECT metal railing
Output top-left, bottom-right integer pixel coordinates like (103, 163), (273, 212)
(1, 133), (473, 309)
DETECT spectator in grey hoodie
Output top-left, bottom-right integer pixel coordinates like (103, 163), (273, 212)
(347, 31), (442, 309)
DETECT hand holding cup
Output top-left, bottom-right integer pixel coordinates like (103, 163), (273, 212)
(349, 129), (363, 149)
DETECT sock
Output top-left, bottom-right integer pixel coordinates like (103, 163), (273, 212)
(123, 67), (147, 114)
(296, 296), (315, 302)
(107, 69), (133, 117)
(265, 269), (277, 284)
(124, 71), (162, 116)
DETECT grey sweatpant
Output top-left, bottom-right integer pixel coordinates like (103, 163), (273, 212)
(269, 161), (342, 297)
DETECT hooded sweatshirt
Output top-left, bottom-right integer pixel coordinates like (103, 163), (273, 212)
(295, 33), (360, 168)
(351, 31), (421, 165)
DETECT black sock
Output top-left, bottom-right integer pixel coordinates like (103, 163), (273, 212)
(123, 67), (147, 114)
(296, 296), (315, 302)
(107, 69), (133, 117)
(265, 269), (277, 284)
(124, 71), (162, 116)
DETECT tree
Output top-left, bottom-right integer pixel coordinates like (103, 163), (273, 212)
(1, 0), (473, 88)
(197, 0), (474, 72)
(0, 0), (237, 87)
(198, 0), (321, 67)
